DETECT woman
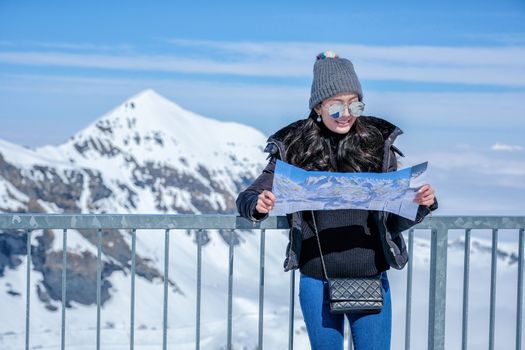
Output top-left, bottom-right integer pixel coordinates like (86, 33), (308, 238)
(236, 51), (437, 350)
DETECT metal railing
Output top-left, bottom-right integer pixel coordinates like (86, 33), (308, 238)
(0, 214), (524, 350)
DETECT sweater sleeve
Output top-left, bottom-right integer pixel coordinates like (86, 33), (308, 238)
(236, 156), (276, 221)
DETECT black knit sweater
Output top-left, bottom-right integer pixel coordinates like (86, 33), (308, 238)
(299, 209), (389, 278)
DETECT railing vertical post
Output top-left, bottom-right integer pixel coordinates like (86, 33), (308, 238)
(227, 229), (234, 350)
(288, 269), (295, 350)
(196, 229), (203, 350)
(258, 229), (266, 350)
(130, 229), (136, 350)
(405, 229), (414, 350)
(163, 229), (170, 350)
(489, 229), (498, 350)
(25, 229), (31, 350)
(61, 229), (68, 350)
(517, 228), (524, 350)
(97, 229), (102, 350)
(461, 229), (471, 350)
(428, 227), (447, 350)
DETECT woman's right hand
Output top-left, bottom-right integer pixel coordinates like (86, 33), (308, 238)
(256, 190), (276, 214)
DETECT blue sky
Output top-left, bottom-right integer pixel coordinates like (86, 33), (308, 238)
(0, 0), (524, 145)
(0, 0), (524, 215)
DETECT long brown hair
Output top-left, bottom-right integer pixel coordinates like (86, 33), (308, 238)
(283, 110), (384, 172)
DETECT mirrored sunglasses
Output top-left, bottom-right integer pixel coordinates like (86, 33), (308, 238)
(328, 101), (365, 119)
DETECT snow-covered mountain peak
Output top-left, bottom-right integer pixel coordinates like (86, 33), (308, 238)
(129, 88), (168, 103)
(115, 88), (188, 126)
(0, 89), (268, 215)
(66, 89), (212, 145)
(50, 89), (266, 166)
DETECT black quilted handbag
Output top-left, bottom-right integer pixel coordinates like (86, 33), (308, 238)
(327, 276), (383, 314)
(311, 211), (384, 314)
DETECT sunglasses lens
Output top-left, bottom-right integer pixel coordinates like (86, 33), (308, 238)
(328, 103), (344, 119)
(349, 101), (364, 117)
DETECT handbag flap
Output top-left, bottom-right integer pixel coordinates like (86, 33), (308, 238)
(328, 277), (383, 301)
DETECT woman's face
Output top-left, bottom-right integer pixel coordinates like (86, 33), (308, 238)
(315, 92), (359, 134)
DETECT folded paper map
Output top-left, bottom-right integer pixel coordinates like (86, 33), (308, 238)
(271, 160), (428, 221)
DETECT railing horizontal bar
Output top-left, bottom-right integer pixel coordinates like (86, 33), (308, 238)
(0, 214), (291, 230)
(2, 214), (525, 230)
(413, 217), (525, 230)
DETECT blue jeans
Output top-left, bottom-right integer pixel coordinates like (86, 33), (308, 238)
(299, 271), (392, 350)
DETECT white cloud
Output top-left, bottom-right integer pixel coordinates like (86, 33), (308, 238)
(358, 90), (525, 130)
(165, 38), (525, 66)
(460, 32), (525, 46)
(1, 39), (524, 86)
(35, 42), (135, 52)
(0, 40), (134, 52)
(1, 73), (524, 135)
(414, 150), (525, 177)
(0, 51), (310, 77)
(491, 143), (524, 152)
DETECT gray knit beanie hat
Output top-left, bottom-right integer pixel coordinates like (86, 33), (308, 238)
(309, 50), (363, 110)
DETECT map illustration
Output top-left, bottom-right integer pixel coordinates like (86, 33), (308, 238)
(271, 160), (429, 220)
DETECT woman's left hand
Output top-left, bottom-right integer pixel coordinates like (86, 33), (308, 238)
(415, 184), (436, 207)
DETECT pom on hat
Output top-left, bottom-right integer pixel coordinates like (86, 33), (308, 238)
(316, 50), (339, 60)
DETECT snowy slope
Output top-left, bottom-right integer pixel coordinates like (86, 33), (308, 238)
(1, 230), (522, 350)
